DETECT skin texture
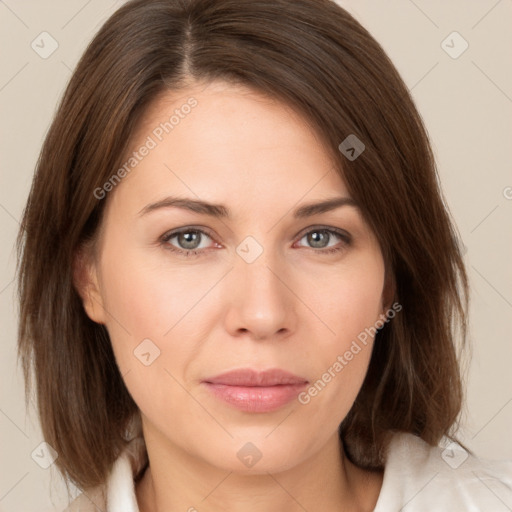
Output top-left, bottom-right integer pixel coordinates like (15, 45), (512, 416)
(75, 80), (389, 512)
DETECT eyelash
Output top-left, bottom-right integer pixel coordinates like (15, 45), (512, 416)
(159, 226), (352, 258)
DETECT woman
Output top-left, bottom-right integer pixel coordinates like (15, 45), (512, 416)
(16, 0), (512, 510)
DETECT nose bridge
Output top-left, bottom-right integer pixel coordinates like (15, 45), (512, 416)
(236, 234), (285, 302)
(225, 233), (295, 339)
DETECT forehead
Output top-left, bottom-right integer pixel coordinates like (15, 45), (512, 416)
(107, 80), (348, 216)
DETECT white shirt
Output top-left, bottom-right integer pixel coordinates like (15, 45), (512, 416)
(64, 432), (512, 511)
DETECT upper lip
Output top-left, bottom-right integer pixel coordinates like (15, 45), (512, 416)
(202, 368), (309, 387)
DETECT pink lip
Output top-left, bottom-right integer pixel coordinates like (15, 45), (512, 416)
(202, 368), (308, 413)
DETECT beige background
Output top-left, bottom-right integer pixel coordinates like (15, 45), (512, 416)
(1, 0), (511, 510)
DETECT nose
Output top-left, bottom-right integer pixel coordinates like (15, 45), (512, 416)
(223, 245), (297, 341)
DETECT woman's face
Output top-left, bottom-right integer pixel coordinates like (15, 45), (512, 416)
(79, 80), (390, 473)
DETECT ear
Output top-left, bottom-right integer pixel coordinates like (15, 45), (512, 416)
(72, 243), (107, 324)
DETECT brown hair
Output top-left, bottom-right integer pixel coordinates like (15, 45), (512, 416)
(16, 0), (470, 491)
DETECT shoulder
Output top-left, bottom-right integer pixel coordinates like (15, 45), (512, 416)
(374, 431), (512, 511)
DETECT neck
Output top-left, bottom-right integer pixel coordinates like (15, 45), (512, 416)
(135, 423), (382, 512)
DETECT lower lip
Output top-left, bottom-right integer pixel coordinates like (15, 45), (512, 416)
(203, 383), (308, 413)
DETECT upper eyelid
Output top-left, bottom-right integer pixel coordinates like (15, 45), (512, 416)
(161, 226), (216, 242)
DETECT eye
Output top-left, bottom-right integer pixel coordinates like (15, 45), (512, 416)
(160, 228), (217, 257)
(295, 227), (351, 255)
(160, 225), (352, 258)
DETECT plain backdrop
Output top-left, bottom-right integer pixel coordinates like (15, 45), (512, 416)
(1, 1), (511, 510)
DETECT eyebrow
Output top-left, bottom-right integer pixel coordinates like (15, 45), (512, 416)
(137, 195), (358, 219)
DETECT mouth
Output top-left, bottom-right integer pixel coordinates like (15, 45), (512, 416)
(201, 368), (309, 413)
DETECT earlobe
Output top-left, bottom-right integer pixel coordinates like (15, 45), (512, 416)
(72, 244), (107, 325)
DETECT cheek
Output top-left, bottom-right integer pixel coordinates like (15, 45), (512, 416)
(300, 254), (384, 405)
(97, 253), (209, 427)
(96, 241), (220, 381)
(99, 238), (221, 332)
(307, 252), (385, 346)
